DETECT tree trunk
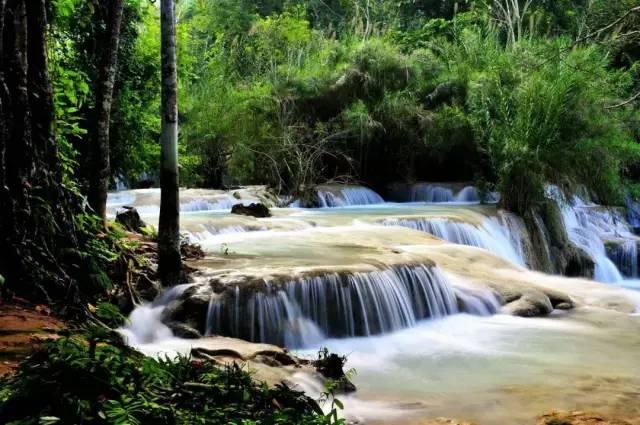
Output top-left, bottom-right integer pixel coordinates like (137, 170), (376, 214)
(88, 0), (124, 221)
(0, 0), (79, 301)
(158, 0), (181, 286)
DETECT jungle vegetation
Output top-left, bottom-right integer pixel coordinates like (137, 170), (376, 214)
(0, 1), (639, 424)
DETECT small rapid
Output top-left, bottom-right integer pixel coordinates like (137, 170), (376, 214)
(203, 266), (499, 348)
(317, 186), (385, 207)
(389, 183), (499, 204)
(546, 186), (638, 283)
(381, 214), (527, 266)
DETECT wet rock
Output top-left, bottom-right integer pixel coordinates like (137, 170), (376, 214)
(525, 201), (595, 277)
(162, 285), (213, 333)
(115, 206), (146, 233)
(231, 203), (271, 218)
(167, 322), (202, 339)
(563, 245), (595, 278)
(313, 351), (356, 393)
(546, 290), (575, 310)
(538, 410), (635, 425)
(502, 291), (553, 317)
(605, 239), (639, 277)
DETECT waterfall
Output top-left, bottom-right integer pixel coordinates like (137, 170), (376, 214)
(381, 216), (526, 266)
(608, 240), (639, 278)
(407, 184), (499, 203)
(625, 195), (640, 230)
(545, 186), (633, 282)
(411, 184), (456, 202)
(119, 284), (194, 345)
(317, 186), (384, 207)
(203, 266), (497, 347)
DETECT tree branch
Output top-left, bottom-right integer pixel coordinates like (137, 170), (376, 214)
(605, 91), (640, 109)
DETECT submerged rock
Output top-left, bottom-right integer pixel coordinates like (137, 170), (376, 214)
(231, 202), (271, 218)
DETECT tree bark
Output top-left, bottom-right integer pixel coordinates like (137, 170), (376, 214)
(88, 0), (124, 221)
(158, 0), (181, 286)
(0, 0), (79, 301)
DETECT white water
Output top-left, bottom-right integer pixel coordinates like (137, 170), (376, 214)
(406, 183), (499, 204)
(317, 186), (385, 207)
(381, 215), (526, 266)
(119, 284), (194, 345)
(546, 186), (637, 282)
(116, 184), (640, 424)
(293, 310), (640, 424)
(106, 188), (263, 216)
(204, 266), (499, 348)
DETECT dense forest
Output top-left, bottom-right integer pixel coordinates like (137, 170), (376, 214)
(43, 0), (640, 212)
(1, 0), (640, 424)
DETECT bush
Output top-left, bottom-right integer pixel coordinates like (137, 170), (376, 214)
(177, 5), (640, 210)
(0, 334), (342, 425)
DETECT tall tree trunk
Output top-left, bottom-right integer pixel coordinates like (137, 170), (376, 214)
(158, 0), (181, 286)
(88, 0), (124, 221)
(0, 0), (79, 301)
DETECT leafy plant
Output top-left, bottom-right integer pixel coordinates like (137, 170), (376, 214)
(0, 334), (343, 425)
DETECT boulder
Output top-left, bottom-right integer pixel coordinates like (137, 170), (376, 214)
(502, 291), (553, 317)
(161, 285), (213, 333)
(490, 283), (574, 317)
(115, 206), (146, 233)
(231, 203), (271, 218)
(167, 322), (202, 339)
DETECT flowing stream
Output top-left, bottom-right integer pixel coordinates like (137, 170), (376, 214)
(111, 183), (640, 424)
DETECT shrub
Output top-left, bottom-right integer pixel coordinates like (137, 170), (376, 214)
(0, 334), (342, 425)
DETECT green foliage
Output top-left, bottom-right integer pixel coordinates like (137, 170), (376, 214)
(0, 335), (342, 425)
(49, 0), (640, 210)
(48, 0), (161, 189)
(174, 2), (640, 211)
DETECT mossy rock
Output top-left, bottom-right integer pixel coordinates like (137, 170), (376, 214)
(231, 203), (271, 218)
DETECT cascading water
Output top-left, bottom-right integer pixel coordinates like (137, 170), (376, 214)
(407, 184), (499, 203)
(203, 266), (498, 348)
(545, 186), (637, 282)
(380, 216), (527, 266)
(106, 188), (261, 216)
(119, 284), (194, 345)
(185, 224), (264, 242)
(608, 240), (639, 278)
(317, 186), (385, 207)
